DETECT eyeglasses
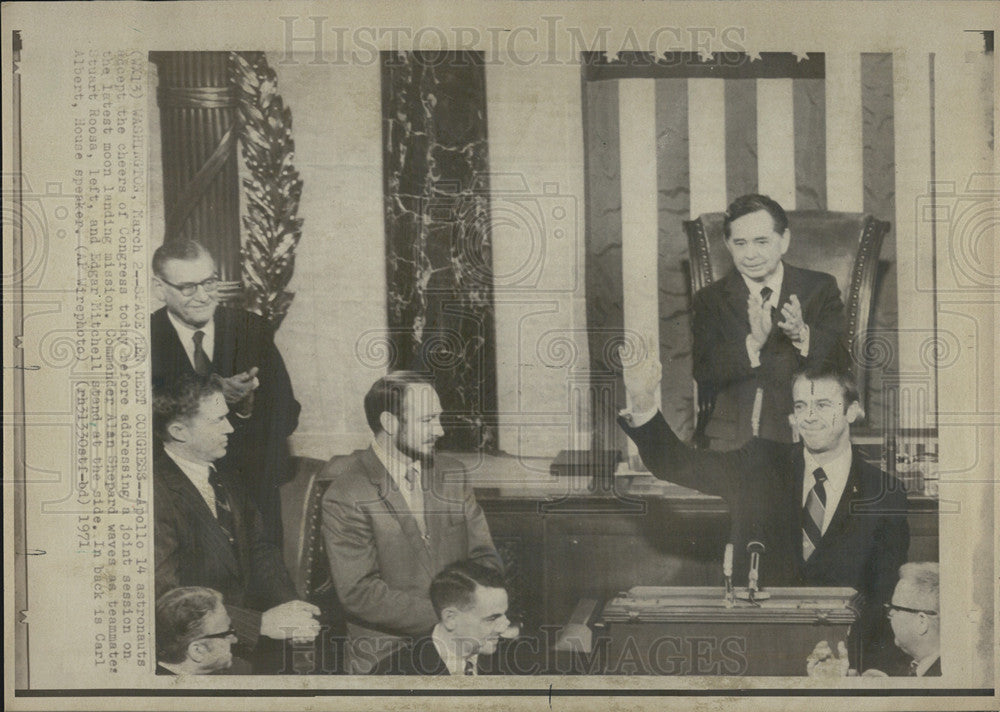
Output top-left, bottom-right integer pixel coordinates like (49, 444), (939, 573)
(159, 275), (220, 297)
(197, 626), (237, 641)
(884, 602), (938, 617)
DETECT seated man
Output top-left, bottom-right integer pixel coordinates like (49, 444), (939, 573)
(692, 193), (847, 447)
(375, 560), (513, 675)
(153, 373), (320, 670)
(321, 372), (503, 673)
(156, 587), (239, 675)
(620, 350), (908, 670)
(808, 562), (940, 677)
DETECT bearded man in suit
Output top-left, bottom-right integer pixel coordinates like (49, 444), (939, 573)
(153, 373), (319, 670)
(692, 193), (848, 447)
(151, 239), (300, 545)
(620, 354), (909, 671)
(321, 372), (503, 673)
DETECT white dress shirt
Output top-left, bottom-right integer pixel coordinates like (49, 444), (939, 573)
(801, 447), (853, 534)
(167, 310), (215, 367)
(914, 653), (940, 677)
(371, 436), (426, 535)
(431, 624), (478, 675)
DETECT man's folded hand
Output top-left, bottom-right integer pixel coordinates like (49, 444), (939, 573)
(260, 600), (321, 643)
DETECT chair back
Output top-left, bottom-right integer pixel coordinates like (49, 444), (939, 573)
(684, 210), (889, 412)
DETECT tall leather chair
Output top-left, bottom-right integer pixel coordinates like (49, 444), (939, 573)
(684, 211), (890, 446)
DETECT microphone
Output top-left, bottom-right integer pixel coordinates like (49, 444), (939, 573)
(723, 543), (734, 607)
(747, 540), (765, 601)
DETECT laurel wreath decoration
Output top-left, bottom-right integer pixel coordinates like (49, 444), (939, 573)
(229, 51), (304, 329)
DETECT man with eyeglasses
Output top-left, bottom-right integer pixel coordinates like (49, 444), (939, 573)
(808, 562), (940, 677)
(619, 357), (909, 671)
(151, 239), (300, 546)
(153, 374), (320, 673)
(156, 587), (240, 675)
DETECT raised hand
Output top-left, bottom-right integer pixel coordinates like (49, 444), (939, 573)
(619, 336), (661, 414)
(805, 639), (851, 678)
(220, 367), (259, 416)
(747, 294), (772, 350)
(778, 294), (806, 342)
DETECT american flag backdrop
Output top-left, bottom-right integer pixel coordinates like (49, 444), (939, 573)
(581, 52), (900, 450)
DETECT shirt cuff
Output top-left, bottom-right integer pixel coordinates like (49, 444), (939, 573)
(792, 324), (810, 357)
(746, 335), (762, 368)
(619, 405), (659, 428)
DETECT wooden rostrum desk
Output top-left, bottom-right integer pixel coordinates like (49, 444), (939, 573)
(598, 586), (857, 675)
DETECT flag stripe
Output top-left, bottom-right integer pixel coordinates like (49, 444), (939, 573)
(619, 79), (661, 394)
(656, 77), (695, 438)
(794, 77), (827, 209)
(582, 78), (626, 452)
(826, 52), (864, 210)
(757, 78), (797, 209)
(688, 78), (728, 217)
(725, 79), (758, 202)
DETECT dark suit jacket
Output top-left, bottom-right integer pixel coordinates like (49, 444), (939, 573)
(153, 452), (297, 644)
(692, 263), (847, 444)
(921, 656), (941, 677)
(620, 411), (909, 667)
(373, 635), (501, 675)
(151, 306), (300, 539)
(320, 447), (502, 672)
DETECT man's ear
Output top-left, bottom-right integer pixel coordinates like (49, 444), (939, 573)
(152, 275), (166, 303)
(779, 229), (791, 255)
(167, 420), (188, 444)
(187, 640), (209, 663)
(440, 605), (459, 632)
(379, 411), (398, 436)
(845, 401), (863, 424)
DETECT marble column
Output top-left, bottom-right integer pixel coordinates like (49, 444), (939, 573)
(381, 51), (498, 451)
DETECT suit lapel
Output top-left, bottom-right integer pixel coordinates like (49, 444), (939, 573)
(788, 443), (807, 569)
(723, 270), (751, 331)
(212, 307), (234, 377)
(157, 454), (240, 577)
(360, 448), (434, 576)
(815, 448), (863, 551)
(153, 308), (196, 378)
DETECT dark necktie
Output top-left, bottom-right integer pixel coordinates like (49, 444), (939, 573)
(208, 466), (236, 546)
(802, 467), (828, 560)
(192, 330), (212, 377)
(759, 286), (779, 324)
(909, 660), (919, 676)
(463, 659), (474, 676)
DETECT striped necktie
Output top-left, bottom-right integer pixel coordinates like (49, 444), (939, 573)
(463, 659), (474, 676)
(802, 467), (828, 560)
(208, 466), (236, 546)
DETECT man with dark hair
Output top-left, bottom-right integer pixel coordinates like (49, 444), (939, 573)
(321, 372), (502, 673)
(376, 560), (512, 675)
(620, 353), (909, 670)
(153, 373), (319, 670)
(151, 239), (300, 545)
(155, 587), (237, 675)
(692, 193), (848, 447)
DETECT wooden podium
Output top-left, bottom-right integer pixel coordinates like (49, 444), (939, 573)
(598, 586), (857, 676)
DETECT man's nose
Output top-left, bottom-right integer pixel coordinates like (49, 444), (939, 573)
(223, 419), (235, 435)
